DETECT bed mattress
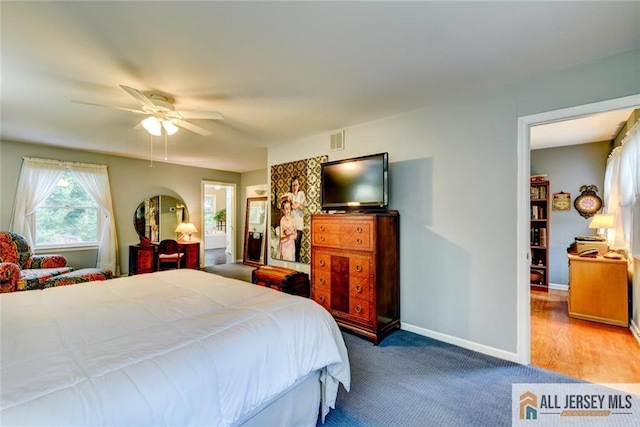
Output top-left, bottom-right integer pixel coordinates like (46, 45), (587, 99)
(0, 269), (350, 426)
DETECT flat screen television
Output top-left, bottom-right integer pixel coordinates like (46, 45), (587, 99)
(321, 152), (389, 211)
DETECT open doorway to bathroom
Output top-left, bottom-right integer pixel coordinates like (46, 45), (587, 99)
(202, 181), (236, 268)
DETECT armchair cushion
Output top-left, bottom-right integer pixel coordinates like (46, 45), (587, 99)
(30, 254), (68, 269)
(0, 231), (71, 292)
(0, 263), (21, 293)
(18, 267), (74, 291)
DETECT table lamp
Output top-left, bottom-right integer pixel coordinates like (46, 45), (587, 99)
(588, 214), (623, 259)
(588, 214), (614, 240)
(175, 222), (198, 241)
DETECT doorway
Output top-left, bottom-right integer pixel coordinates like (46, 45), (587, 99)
(202, 181), (236, 268)
(517, 94), (640, 366)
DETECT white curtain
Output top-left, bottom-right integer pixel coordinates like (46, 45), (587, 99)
(9, 157), (119, 274)
(70, 163), (119, 273)
(603, 119), (640, 255)
(603, 146), (624, 248)
(9, 158), (65, 248)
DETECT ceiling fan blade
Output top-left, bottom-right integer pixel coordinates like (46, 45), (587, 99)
(174, 119), (212, 136)
(179, 110), (224, 120)
(71, 100), (147, 114)
(120, 85), (155, 107)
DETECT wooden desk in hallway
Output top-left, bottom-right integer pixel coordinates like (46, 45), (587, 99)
(567, 253), (629, 327)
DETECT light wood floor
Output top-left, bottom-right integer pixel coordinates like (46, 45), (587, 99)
(531, 289), (640, 385)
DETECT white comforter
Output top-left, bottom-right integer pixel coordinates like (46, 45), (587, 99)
(0, 269), (350, 426)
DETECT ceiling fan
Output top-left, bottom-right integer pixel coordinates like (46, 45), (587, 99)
(72, 85), (223, 136)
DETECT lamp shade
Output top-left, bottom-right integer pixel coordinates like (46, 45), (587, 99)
(175, 222), (198, 234)
(588, 214), (614, 230)
(162, 120), (179, 135)
(141, 116), (162, 136)
(175, 222), (198, 241)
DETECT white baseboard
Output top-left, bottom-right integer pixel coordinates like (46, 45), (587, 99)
(400, 322), (520, 364)
(631, 319), (640, 346)
(548, 282), (568, 291)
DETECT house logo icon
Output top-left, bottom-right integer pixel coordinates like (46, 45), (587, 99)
(520, 391), (538, 420)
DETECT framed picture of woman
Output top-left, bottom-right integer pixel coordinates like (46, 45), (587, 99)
(270, 155), (327, 264)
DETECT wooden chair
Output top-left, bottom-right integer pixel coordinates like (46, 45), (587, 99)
(157, 239), (184, 270)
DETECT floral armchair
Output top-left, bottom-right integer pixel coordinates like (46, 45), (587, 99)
(0, 231), (72, 292)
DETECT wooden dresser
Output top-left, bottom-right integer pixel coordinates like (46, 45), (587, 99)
(311, 212), (400, 344)
(567, 253), (629, 327)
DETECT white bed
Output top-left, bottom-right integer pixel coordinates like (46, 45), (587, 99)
(0, 269), (350, 426)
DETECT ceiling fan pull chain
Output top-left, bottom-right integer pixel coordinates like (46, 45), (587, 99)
(149, 134), (154, 168)
(164, 132), (168, 161)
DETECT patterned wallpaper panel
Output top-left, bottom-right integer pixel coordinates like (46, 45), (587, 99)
(270, 155), (327, 264)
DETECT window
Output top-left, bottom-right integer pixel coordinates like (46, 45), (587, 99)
(35, 171), (99, 248)
(204, 195), (216, 235)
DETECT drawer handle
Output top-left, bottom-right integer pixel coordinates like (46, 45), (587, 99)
(319, 295), (325, 303)
(319, 236), (325, 242)
(355, 305), (362, 313)
(356, 227), (362, 233)
(319, 226), (325, 232)
(355, 265), (362, 273)
(319, 259), (325, 266)
(319, 277), (325, 284)
(356, 238), (363, 244)
(355, 285), (362, 293)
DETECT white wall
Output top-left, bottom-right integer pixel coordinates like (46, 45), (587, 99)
(269, 48), (640, 359)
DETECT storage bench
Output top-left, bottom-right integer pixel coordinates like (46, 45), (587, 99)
(251, 265), (310, 297)
(43, 268), (113, 288)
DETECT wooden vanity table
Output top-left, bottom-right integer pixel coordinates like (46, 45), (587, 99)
(129, 244), (156, 275)
(178, 241), (200, 269)
(129, 194), (200, 275)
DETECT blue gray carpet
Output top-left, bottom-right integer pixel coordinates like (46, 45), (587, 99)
(321, 330), (583, 427)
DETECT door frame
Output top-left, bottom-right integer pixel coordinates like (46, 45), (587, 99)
(201, 180), (237, 266)
(516, 94), (640, 365)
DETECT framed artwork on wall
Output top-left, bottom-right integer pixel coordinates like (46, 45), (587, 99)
(574, 185), (603, 219)
(552, 191), (571, 211)
(270, 155), (327, 264)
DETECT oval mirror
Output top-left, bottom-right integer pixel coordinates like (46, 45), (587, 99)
(133, 195), (188, 243)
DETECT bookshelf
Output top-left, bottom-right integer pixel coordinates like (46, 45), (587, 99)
(530, 178), (549, 291)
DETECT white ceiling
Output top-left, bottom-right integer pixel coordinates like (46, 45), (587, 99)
(2, 1), (639, 172)
(530, 109), (634, 150)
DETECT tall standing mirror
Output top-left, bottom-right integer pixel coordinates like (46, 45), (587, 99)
(243, 197), (267, 266)
(134, 195), (188, 244)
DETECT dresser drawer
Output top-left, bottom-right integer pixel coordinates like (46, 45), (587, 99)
(349, 277), (370, 301)
(348, 255), (370, 278)
(349, 297), (371, 322)
(313, 289), (331, 310)
(312, 218), (373, 251)
(312, 251), (332, 271)
(312, 270), (332, 294)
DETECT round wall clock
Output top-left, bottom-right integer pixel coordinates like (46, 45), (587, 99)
(574, 185), (602, 219)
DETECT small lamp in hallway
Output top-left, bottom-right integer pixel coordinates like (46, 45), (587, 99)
(588, 214), (623, 259)
(588, 213), (614, 240)
(176, 222), (198, 242)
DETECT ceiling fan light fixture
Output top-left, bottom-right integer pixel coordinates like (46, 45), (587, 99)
(162, 120), (179, 135)
(141, 116), (162, 136)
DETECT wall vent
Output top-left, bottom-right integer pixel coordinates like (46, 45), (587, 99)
(330, 130), (345, 151)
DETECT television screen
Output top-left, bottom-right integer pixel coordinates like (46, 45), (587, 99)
(321, 152), (388, 211)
